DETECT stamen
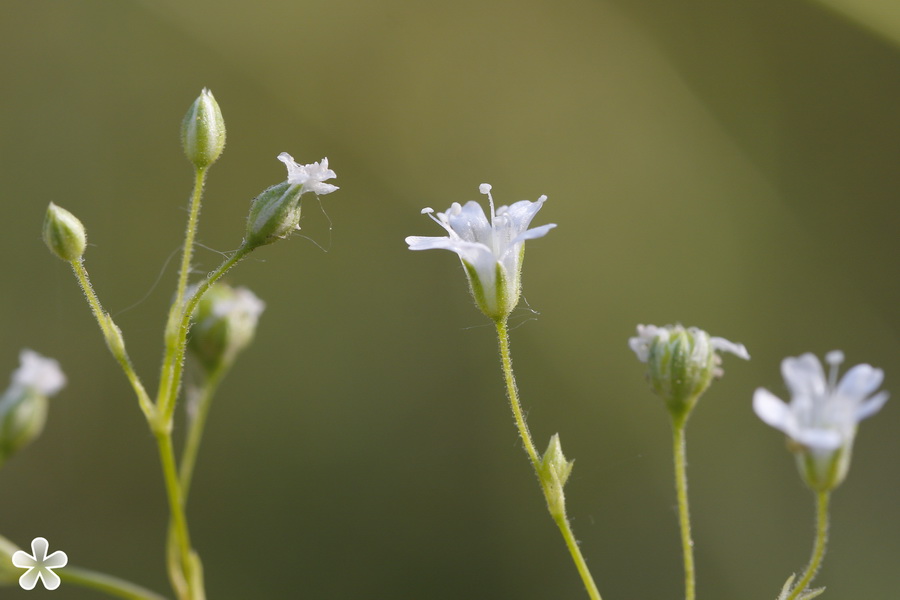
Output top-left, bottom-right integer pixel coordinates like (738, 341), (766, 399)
(479, 183), (496, 223)
(826, 350), (844, 390)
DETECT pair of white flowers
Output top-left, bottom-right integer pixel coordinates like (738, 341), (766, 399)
(629, 325), (888, 490)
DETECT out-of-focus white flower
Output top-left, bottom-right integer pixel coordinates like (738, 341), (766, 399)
(277, 152), (338, 196)
(189, 284), (266, 374)
(753, 351), (888, 490)
(405, 183), (555, 319)
(11, 350), (66, 397)
(629, 324), (749, 419)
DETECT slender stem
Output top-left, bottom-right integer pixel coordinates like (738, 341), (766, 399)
(69, 259), (155, 421)
(155, 429), (196, 599)
(786, 491), (830, 600)
(59, 566), (169, 600)
(172, 168), (208, 325)
(157, 245), (250, 423)
(179, 367), (225, 501)
(493, 318), (602, 600)
(494, 318), (540, 468)
(158, 167), (208, 422)
(671, 417), (695, 600)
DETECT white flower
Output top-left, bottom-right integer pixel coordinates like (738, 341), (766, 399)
(12, 537), (68, 591)
(277, 152), (338, 196)
(629, 324), (749, 418)
(11, 350), (66, 397)
(405, 183), (556, 319)
(754, 352), (888, 486)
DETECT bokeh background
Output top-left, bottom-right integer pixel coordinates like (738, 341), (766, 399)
(1, 0), (898, 598)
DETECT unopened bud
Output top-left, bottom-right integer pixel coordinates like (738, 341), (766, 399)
(188, 283), (265, 374)
(43, 203), (87, 262)
(0, 350), (65, 466)
(181, 88), (226, 168)
(244, 181), (304, 250)
(539, 434), (574, 517)
(629, 324), (749, 421)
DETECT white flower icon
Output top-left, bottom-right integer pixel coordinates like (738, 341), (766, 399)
(12, 537), (68, 590)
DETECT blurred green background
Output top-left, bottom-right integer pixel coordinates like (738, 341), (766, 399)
(1, 0), (898, 598)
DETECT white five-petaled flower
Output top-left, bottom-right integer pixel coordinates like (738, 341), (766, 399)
(629, 324), (749, 419)
(11, 350), (66, 397)
(12, 537), (68, 590)
(405, 183), (556, 319)
(277, 152), (338, 196)
(753, 351), (888, 491)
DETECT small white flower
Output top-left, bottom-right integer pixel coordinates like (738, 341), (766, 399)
(405, 183), (556, 319)
(629, 324), (749, 418)
(277, 152), (338, 196)
(12, 537), (68, 590)
(11, 350), (66, 397)
(754, 351), (888, 452)
(754, 351), (888, 491)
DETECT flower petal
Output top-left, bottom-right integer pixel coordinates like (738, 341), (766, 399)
(753, 388), (793, 433)
(837, 364), (884, 400)
(781, 354), (826, 400)
(709, 336), (750, 360)
(856, 390), (889, 421)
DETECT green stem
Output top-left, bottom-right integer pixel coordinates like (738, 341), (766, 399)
(157, 167), (207, 423)
(785, 491), (830, 600)
(155, 429), (196, 600)
(156, 244), (250, 424)
(671, 417), (695, 600)
(69, 259), (155, 422)
(59, 566), (169, 600)
(179, 366), (226, 501)
(494, 318), (602, 600)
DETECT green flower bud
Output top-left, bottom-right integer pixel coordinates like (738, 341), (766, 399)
(0, 350), (65, 467)
(539, 434), (574, 518)
(629, 324), (749, 421)
(243, 153), (338, 251)
(181, 88), (226, 168)
(244, 181), (304, 250)
(43, 203), (87, 262)
(188, 283), (265, 374)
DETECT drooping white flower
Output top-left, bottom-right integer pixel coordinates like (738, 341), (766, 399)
(753, 351), (888, 490)
(405, 183), (556, 319)
(629, 324), (749, 419)
(11, 350), (66, 397)
(277, 152), (338, 196)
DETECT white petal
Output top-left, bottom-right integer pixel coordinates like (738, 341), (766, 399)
(753, 388), (793, 433)
(837, 364), (884, 400)
(446, 201), (491, 244)
(18, 568), (39, 591)
(710, 336), (750, 360)
(792, 427), (844, 451)
(13, 350), (66, 396)
(781, 354), (826, 400)
(856, 391), (889, 421)
(511, 222), (557, 245)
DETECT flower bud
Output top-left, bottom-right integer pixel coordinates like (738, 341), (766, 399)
(539, 434), (574, 517)
(244, 182), (304, 250)
(181, 88), (226, 168)
(0, 350), (65, 466)
(629, 324), (749, 421)
(43, 203), (87, 262)
(188, 283), (265, 374)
